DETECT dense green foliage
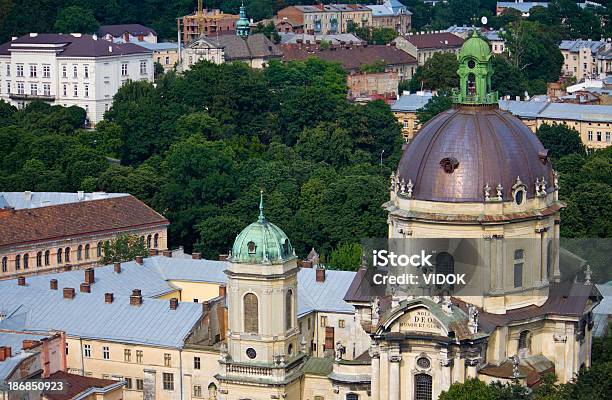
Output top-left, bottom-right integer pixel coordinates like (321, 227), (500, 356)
(0, 58), (401, 261)
(99, 234), (148, 264)
(352, 27), (399, 45)
(408, 53), (459, 92)
(416, 93), (452, 125)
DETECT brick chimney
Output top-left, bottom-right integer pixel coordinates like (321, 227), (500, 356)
(191, 252), (201, 260)
(302, 260), (313, 268)
(130, 289), (142, 306)
(218, 254), (229, 261)
(135, 256), (143, 265)
(64, 264), (72, 271)
(148, 249), (158, 257)
(218, 285), (226, 297)
(50, 279), (58, 290)
(22, 340), (39, 350)
(17, 276), (25, 286)
(114, 262), (121, 273)
(63, 287), (75, 299)
(169, 298), (179, 310)
(80, 283), (91, 293)
(105, 293), (114, 304)
(84, 268), (94, 284)
(0, 346), (11, 361)
(162, 250), (172, 258)
(316, 267), (326, 283)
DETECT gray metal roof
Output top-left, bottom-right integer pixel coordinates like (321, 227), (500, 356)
(496, 2), (548, 13)
(593, 282), (612, 337)
(559, 39), (607, 55)
(391, 92), (434, 112)
(0, 256), (357, 344)
(0, 350), (31, 381)
(0, 331), (52, 380)
(500, 100), (612, 123)
(0, 285), (204, 349)
(368, 0), (412, 17)
(0, 192), (128, 210)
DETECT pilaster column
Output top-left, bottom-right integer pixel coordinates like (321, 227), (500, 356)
(370, 346), (380, 400)
(389, 354), (402, 400)
(465, 358), (478, 379)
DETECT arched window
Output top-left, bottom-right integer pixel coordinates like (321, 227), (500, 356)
(65, 247), (70, 262)
(244, 293), (259, 333)
(283, 239), (289, 256)
(514, 249), (524, 288)
(44, 250), (50, 266)
(147, 235), (152, 248)
(518, 330), (531, 357)
(77, 245), (83, 260)
(286, 289), (293, 330)
(57, 248), (63, 264)
(154, 233), (159, 248)
(96, 242), (102, 257)
(15, 254), (20, 270)
(2, 257), (7, 272)
(414, 374), (432, 400)
(85, 244), (90, 259)
(467, 72), (476, 96)
(23, 253), (29, 269)
(36, 252), (42, 267)
(207, 383), (217, 400)
(346, 394), (358, 400)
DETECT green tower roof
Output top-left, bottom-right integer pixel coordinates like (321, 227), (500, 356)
(236, 1), (250, 37)
(459, 30), (492, 63)
(231, 192), (295, 264)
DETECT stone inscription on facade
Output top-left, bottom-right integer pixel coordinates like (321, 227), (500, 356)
(397, 308), (442, 334)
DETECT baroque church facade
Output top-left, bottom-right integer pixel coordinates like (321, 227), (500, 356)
(215, 31), (600, 400)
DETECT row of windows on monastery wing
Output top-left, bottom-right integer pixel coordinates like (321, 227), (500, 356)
(0, 61), (149, 80)
(1, 233), (161, 273)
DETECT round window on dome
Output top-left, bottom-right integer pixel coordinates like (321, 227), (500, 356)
(247, 241), (256, 254)
(468, 59), (476, 69)
(246, 348), (257, 359)
(417, 357), (431, 369)
(515, 189), (524, 205)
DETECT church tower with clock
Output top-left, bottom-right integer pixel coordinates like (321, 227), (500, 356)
(216, 193), (304, 400)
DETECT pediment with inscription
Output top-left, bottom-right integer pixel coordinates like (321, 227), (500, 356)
(390, 307), (444, 335)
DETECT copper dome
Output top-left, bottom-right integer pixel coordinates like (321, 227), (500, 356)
(396, 105), (554, 203)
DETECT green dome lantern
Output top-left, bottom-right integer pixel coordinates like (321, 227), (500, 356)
(452, 30), (498, 105)
(236, 1), (250, 37)
(231, 192), (295, 264)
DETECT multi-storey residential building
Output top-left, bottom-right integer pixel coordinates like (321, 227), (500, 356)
(560, 39), (612, 81)
(393, 31), (464, 65)
(368, 0), (412, 34)
(282, 42), (417, 81)
(391, 91), (434, 141)
(181, 8), (240, 43)
(0, 192), (169, 279)
(499, 99), (612, 149)
(98, 24), (158, 44)
(447, 27), (506, 54)
(0, 33), (153, 124)
(277, 4), (372, 35)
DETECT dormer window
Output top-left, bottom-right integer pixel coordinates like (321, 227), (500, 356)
(283, 239), (289, 255)
(247, 241), (256, 254)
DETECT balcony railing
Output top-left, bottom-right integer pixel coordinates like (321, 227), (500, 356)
(451, 89), (498, 105)
(226, 364), (272, 376)
(9, 93), (55, 102)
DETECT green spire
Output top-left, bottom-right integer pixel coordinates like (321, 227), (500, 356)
(452, 29), (498, 105)
(258, 190), (265, 221)
(236, 1), (250, 37)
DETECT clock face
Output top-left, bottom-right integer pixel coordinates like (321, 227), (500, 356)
(246, 348), (257, 359)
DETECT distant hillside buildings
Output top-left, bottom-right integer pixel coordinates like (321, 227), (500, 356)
(560, 39), (612, 81)
(0, 33), (154, 124)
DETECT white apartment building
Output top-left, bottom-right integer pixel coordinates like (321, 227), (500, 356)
(0, 33), (153, 125)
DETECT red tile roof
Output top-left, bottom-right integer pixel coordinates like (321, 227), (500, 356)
(282, 44), (417, 71)
(43, 371), (122, 400)
(0, 195), (168, 248)
(405, 32), (464, 49)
